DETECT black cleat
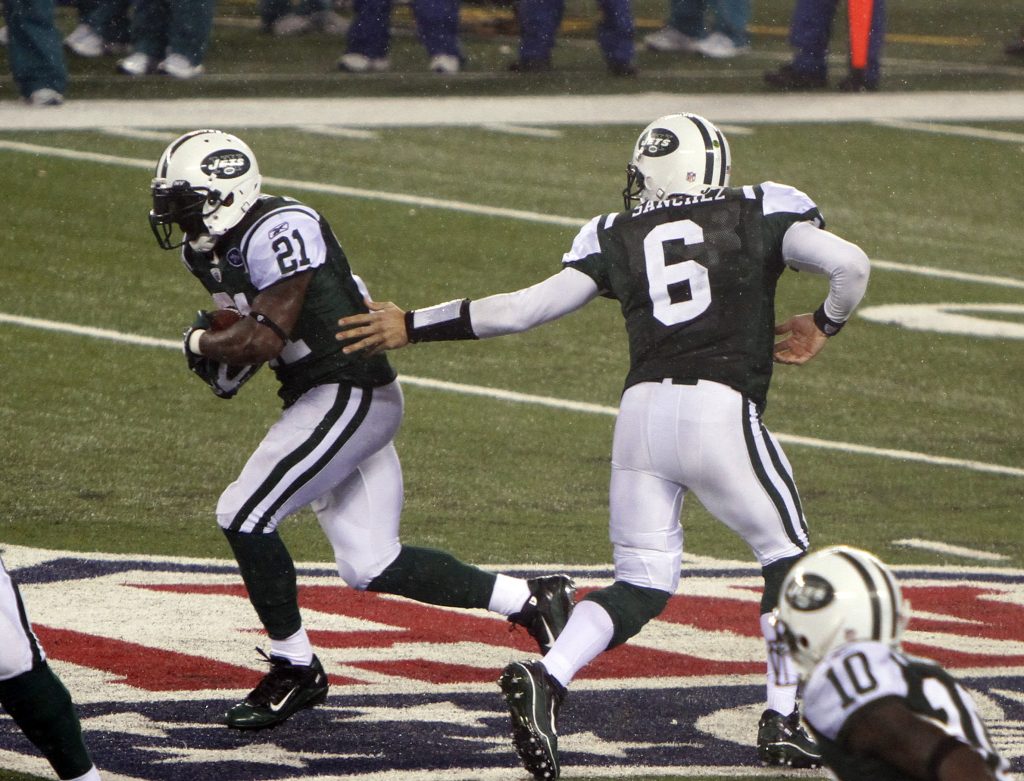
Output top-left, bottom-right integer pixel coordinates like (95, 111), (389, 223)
(607, 60), (638, 77)
(224, 650), (329, 730)
(499, 660), (566, 780)
(508, 575), (576, 655)
(757, 708), (823, 768)
(838, 68), (879, 92)
(508, 57), (552, 73)
(764, 64), (828, 91)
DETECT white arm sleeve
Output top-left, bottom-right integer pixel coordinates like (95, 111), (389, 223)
(782, 221), (870, 324)
(468, 267), (600, 338)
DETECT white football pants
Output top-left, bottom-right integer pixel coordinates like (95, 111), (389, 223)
(0, 557), (42, 680)
(610, 379), (809, 593)
(217, 380), (405, 589)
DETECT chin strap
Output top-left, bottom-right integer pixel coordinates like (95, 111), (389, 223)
(188, 234), (217, 252)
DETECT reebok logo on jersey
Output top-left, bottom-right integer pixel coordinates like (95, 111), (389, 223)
(200, 149), (251, 179)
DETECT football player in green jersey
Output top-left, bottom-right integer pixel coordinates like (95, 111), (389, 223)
(0, 556), (101, 781)
(337, 113), (871, 778)
(148, 129), (576, 732)
(775, 546), (1014, 781)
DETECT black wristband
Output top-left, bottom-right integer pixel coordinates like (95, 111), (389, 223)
(926, 735), (966, 781)
(249, 311), (288, 343)
(405, 299), (477, 343)
(813, 303), (845, 336)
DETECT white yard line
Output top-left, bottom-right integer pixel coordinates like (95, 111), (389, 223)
(1, 311), (1022, 479)
(3, 138), (1022, 292)
(298, 124), (379, 140)
(480, 123), (563, 138)
(100, 127), (180, 142)
(893, 539), (1011, 561)
(873, 118), (1024, 144)
(870, 260), (1024, 290)
(2, 91), (1024, 131)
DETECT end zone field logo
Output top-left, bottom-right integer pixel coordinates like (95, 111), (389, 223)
(2, 545), (1023, 780)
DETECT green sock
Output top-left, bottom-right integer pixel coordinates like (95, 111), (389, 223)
(223, 528), (302, 639)
(366, 545), (497, 609)
(0, 662), (93, 779)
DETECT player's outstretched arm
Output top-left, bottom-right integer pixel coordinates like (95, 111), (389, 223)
(337, 299), (410, 357)
(338, 268), (601, 357)
(773, 313), (829, 365)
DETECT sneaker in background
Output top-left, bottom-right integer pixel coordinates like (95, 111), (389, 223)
(64, 23), (104, 57)
(429, 53), (461, 73)
(643, 26), (698, 53)
(337, 52), (390, 72)
(271, 13), (313, 35)
(157, 53), (205, 79)
(694, 31), (749, 59)
(311, 10), (349, 34)
(116, 51), (156, 76)
(27, 88), (64, 106)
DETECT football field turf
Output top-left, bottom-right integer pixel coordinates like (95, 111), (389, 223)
(0, 1), (1022, 779)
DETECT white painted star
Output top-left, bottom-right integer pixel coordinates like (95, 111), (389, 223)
(79, 712), (172, 739)
(560, 730), (698, 759)
(137, 742), (372, 767)
(324, 701), (499, 730)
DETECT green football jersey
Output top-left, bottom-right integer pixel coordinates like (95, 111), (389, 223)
(563, 182), (823, 408)
(183, 195), (396, 406)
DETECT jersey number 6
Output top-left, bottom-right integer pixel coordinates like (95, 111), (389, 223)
(643, 219), (711, 327)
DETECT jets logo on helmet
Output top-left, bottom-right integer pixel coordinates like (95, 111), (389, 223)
(148, 129), (262, 251)
(783, 573), (835, 611)
(199, 150), (251, 179)
(773, 546), (908, 675)
(623, 112), (731, 208)
(638, 128), (680, 157)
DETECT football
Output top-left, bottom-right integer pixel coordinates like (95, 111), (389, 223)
(208, 308), (244, 331)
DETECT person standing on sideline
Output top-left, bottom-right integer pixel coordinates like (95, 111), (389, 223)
(764, 0), (886, 91)
(508, 0), (637, 76)
(774, 546), (1015, 781)
(115, 0), (215, 78)
(0, 556), (101, 780)
(337, 0), (463, 74)
(2, 0), (67, 104)
(146, 129), (575, 732)
(337, 112), (871, 778)
(644, 0), (750, 59)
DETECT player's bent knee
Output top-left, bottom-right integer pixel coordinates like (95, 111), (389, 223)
(612, 545), (682, 593)
(336, 545), (402, 590)
(584, 581), (671, 649)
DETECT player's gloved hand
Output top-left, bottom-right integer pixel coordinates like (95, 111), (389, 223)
(182, 310), (261, 399)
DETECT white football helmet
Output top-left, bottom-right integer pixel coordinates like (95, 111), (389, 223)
(773, 546), (908, 675)
(149, 129), (262, 250)
(623, 113), (731, 208)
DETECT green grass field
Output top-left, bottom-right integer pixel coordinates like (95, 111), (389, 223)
(0, 1), (1022, 779)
